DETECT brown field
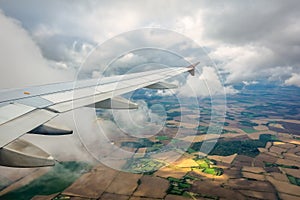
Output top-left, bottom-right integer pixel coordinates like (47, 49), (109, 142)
(62, 165), (119, 198)
(129, 196), (162, 200)
(280, 168), (300, 179)
(191, 180), (246, 199)
(276, 158), (300, 168)
(154, 166), (187, 179)
(151, 150), (183, 163)
(258, 147), (267, 153)
(238, 190), (277, 200)
(31, 193), (59, 200)
(253, 125), (269, 131)
(226, 179), (276, 193)
(275, 142), (297, 149)
(172, 157), (199, 168)
(269, 145), (287, 155)
(269, 172), (290, 182)
(167, 120), (198, 129)
(247, 131), (277, 140)
(279, 193), (300, 200)
(242, 171), (265, 181)
(266, 176), (300, 197)
(133, 175), (169, 199)
(133, 148), (147, 159)
(242, 166), (265, 174)
(269, 123), (284, 129)
(208, 153), (237, 164)
(100, 192), (129, 200)
(105, 172), (142, 195)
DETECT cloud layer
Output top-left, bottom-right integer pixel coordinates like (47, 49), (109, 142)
(1, 1), (300, 88)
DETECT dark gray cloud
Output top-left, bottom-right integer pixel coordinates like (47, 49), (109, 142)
(201, 1), (300, 43)
(0, 0), (300, 86)
(199, 0), (300, 74)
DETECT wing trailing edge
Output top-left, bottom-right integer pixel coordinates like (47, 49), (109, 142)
(0, 139), (55, 168)
(88, 96), (138, 110)
(145, 81), (177, 89)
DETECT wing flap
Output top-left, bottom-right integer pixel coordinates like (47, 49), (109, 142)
(91, 96), (138, 109)
(47, 92), (113, 112)
(145, 82), (177, 89)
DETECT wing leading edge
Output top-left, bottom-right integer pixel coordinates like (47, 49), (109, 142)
(0, 62), (199, 167)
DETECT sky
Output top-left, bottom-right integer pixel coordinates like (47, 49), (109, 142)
(0, 0), (300, 89)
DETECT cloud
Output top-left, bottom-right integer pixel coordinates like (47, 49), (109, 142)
(178, 66), (238, 97)
(0, 10), (73, 89)
(242, 81), (259, 86)
(2, 1), (299, 87)
(33, 34), (95, 71)
(209, 45), (276, 83)
(285, 73), (300, 87)
(193, 1), (300, 85)
(75, 28), (207, 79)
(110, 100), (166, 137)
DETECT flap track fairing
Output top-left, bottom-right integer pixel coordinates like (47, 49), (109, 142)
(0, 139), (55, 168)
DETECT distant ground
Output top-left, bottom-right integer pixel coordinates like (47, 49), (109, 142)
(0, 84), (300, 200)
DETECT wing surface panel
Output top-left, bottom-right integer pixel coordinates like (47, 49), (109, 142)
(0, 109), (57, 147)
(0, 103), (35, 125)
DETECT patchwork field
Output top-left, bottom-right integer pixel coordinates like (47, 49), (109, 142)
(1, 87), (300, 200)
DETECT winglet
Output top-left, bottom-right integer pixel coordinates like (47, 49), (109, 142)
(187, 61), (200, 76)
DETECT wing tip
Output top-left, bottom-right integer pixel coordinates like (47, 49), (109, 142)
(187, 61), (200, 76)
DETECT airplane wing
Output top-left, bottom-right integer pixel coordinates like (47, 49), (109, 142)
(0, 62), (199, 168)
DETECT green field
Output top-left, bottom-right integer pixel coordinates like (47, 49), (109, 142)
(241, 111), (268, 119)
(121, 138), (157, 148)
(264, 162), (299, 169)
(167, 175), (195, 196)
(287, 175), (300, 186)
(167, 158), (222, 198)
(193, 157), (223, 176)
(196, 126), (208, 134)
(241, 128), (258, 134)
(0, 161), (92, 200)
(239, 120), (258, 127)
(191, 134), (279, 157)
(156, 135), (170, 141)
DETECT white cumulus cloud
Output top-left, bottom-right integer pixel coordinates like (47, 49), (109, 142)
(178, 66), (238, 97)
(285, 73), (300, 87)
(0, 10), (73, 89)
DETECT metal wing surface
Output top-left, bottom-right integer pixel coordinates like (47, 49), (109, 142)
(0, 63), (198, 167)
